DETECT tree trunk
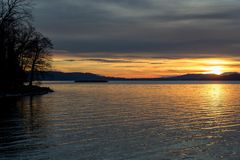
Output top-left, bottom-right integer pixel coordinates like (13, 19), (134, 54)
(29, 54), (38, 86)
(29, 47), (41, 86)
(29, 63), (35, 86)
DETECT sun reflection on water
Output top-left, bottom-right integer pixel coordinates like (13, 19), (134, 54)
(0, 82), (240, 160)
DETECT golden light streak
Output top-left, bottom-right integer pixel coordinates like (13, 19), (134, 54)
(51, 54), (240, 78)
(207, 66), (224, 75)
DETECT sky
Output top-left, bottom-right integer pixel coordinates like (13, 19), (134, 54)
(33, 0), (240, 78)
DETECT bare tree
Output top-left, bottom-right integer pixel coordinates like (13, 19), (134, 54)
(28, 32), (53, 86)
(0, 0), (31, 26)
(0, 0), (32, 87)
(16, 26), (35, 71)
(0, 0), (53, 88)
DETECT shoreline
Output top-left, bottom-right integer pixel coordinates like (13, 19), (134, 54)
(0, 86), (54, 98)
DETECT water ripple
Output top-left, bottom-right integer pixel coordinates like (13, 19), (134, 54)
(0, 82), (240, 160)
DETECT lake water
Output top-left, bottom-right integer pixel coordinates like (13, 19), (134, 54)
(0, 81), (240, 160)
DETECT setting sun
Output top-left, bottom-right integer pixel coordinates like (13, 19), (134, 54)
(209, 66), (223, 75)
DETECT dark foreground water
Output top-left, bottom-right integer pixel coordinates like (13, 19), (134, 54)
(0, 81), (240, 160)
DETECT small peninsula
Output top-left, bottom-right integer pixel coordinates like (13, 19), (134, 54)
(0, 86), (53, 98)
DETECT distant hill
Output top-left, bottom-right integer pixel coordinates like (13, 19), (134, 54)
(35, 71), (108, 81)
(34, 71), (240, 81)
(160, 72), (240, 81)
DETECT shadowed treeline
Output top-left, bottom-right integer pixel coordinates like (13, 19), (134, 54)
(0, 0), (52, 90)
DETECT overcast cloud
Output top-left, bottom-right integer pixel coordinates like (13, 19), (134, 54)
(33, 0), (240, 58)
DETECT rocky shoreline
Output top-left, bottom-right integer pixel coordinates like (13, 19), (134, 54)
(0, 86), (54, 98)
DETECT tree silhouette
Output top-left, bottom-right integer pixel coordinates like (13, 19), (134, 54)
(27, 32), (52, 86)
(0, 0), (52, 89)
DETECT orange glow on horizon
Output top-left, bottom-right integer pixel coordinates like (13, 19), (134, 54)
(51, 54), (240, 78)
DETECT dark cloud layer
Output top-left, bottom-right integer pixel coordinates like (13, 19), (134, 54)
(33, 0), (240, 58)
(60, 58), (136, 63)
